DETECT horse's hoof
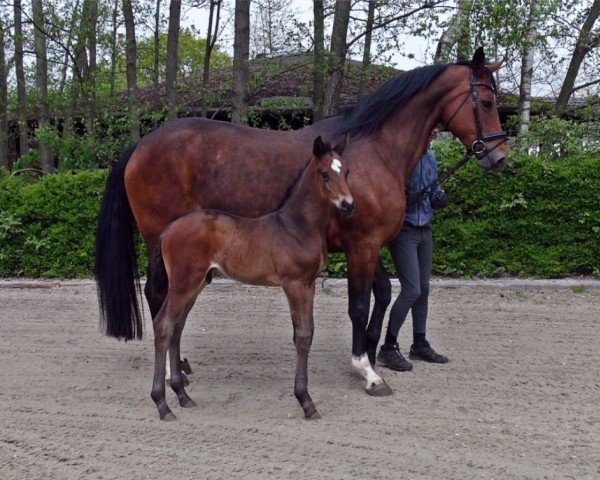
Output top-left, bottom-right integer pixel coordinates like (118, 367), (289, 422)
(180, 398), (197, 409)
(183, 373), (190, 387)
(366, 381), (393, 397)
(161, 411), (177, 421)
(305, 411), (321, 420)
(181, 358), (193, 375)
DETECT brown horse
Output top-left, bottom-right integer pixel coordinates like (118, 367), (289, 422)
(148, 136), (351, 421)
(95, 47), (507, 396)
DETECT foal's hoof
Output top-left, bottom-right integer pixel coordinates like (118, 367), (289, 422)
(181, 358), (193, 375)
(183, 372), (190, 387)
(305, 411), (321, 420)
(366, 381), (393, 397)
(161, 411), (177, 422)
(180, 398), (197, 409)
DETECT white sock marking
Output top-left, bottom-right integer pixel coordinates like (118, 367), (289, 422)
(352, 353), (384, 389)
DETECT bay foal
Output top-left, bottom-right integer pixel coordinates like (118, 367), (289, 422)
(149, 136), (352, 421)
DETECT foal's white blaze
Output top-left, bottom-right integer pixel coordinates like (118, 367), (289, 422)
(352, 354), (384, 389)
(331, 158), (342, 173)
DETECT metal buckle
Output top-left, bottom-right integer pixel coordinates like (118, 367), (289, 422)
(471, 139), (486, 154)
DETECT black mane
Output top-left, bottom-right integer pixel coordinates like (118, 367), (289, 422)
(335, 60), (494, 139)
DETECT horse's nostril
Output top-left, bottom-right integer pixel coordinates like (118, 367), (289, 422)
(341, 200), (355, 216)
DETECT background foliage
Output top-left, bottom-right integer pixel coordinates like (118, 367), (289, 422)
(1, 141), (598, 279)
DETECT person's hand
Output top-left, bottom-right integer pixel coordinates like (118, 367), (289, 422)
(431, 189), (448, 209)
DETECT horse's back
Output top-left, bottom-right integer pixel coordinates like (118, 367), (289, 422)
(124, 118), (314, 244)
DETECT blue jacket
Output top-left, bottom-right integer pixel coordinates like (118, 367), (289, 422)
(404, 149), (442, 227)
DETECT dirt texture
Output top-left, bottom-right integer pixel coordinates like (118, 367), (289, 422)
(1, 279), (599, 480)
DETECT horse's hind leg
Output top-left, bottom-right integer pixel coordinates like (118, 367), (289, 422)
(366, 259), (392, 366)
(283, 281), (319, 420)
(168, 284), (205, 408)
(150, 302), (179, 420)
(146, 247), (190, 386)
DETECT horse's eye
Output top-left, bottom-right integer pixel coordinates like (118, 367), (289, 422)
(345, 170), (350, 180)
(320, 171), (330, 182)
(482, 100), (493, 109)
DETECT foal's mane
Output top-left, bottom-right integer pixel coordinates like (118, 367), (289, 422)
(335, 60), (494, 139)
(274, 141), (331, 211)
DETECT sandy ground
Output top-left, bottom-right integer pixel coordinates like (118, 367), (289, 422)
(1, 279), (599, 480)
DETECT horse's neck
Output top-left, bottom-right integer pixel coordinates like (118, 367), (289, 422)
(278, 161), (329, 234)
(377, 82), (448, 178)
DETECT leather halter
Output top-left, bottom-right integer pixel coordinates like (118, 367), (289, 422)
(444, 72), (507, 157)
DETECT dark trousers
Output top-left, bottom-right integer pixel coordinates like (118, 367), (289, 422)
(386, 224), (433, 339)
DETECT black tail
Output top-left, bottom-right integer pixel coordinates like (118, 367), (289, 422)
(94, 145), (143, 340)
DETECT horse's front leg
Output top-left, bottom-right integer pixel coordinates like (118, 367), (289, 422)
(366, 259), (392, 366)
(283, 281), (320, 420)
(346, 248), (393, 396)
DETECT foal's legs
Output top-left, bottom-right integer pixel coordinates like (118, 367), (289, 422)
(366, 259), (392, 366)
(168, 288), (204, 408)
(151, 290), (198, 420)
(146, 247), (190, 386)
(283, 281), (319, 419)
(346, 247), (392, 396)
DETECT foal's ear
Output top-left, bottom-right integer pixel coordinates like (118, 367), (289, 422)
(472, 46), (486, 77)
(333, 133), (349, 156)
(313, 136), (327, 157)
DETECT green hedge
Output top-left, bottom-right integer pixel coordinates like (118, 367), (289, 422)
(1, 149), (599, 278)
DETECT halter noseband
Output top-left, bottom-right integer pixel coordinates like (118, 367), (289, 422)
(444, 72), (507, 157)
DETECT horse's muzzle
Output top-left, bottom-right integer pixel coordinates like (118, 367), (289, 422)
(340, 200), (355, 218)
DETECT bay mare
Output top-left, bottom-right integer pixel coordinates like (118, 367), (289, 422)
(148, 137), (352, 421)
(95, 47), (507, 396)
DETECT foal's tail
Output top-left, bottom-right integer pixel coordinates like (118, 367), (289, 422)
(94, 145), (143, 340)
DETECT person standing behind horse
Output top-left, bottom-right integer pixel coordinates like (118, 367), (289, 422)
(377, 128), (449, 371)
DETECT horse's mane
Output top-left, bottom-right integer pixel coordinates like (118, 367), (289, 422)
(335, 60), (495, 139)
(274, 141), (331, 211)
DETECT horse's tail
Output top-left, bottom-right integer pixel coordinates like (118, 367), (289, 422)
(94, 145), (143, 340)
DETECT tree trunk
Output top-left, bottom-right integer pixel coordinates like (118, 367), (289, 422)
(165, 0), (182, 119)
(13, 0), (29, 158)
(58, 0), (81, 96)
(32, 0), (54, 173)
(123, 0), (140, 141)
(323, 0), (351, 116)
(201, 0), (222, 118)
(0, 17), (8, 170)
(435, 24), (456, 63)
(83, 0), (98, 138)
(555, 0), (600, 117)
(312, 0), (325, 120)
(456, 0), (471, 61)
(358, 0), (375, 98)
(154, 0), (161, 95)
(518, 1), (538, 134)
(110, 0), (119, 96)
(232, 0), (250, 124)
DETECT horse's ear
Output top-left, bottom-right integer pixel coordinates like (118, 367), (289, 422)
(472, 46), (486, 76)
(313, 136), (326, 157)
(333, 133), (349, 156)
